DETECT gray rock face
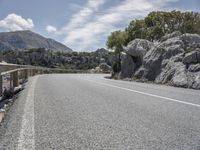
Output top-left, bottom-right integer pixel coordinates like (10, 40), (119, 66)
(171, 67), (188, 87)
(134, 67), (146, 79)
(120, 32), (200, 89)
(141, 37), (184, 80)
(160, 31), (182, 42)
(156, 60), (188, 87)
(0, 30), (72, 52)
(188, 64), (200, 72)
(180, 34), (200, 45)
(142, 49), (163, 80)
(191, 72), (200, 89)
(183, 50), (200, 64)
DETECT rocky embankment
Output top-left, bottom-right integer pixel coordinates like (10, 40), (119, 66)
(120, 32), (200, 89)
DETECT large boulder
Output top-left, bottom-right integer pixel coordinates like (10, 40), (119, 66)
(120, 39), (153, 78)
(140, 37), (184, 81)
(99, 63), (111, 72)
(124, 39), (153, 60)
(91, 63), (111, 73)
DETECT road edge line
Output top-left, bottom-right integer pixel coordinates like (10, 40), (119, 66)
(17, 76), (38, 150)
(83, 78), (200, 108)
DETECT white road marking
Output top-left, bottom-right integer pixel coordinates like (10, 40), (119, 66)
(17, 76), (38, 150)
(94, 76), (200, 95)
(83, 78), (200, 108)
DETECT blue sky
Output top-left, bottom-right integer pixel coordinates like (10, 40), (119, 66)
(0, 0), (199, 51)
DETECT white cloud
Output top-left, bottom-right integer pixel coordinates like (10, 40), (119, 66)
(46, 25), (57, 33)
(62, 0), (106, 33)
(0, 13), (34, 31)
(53, 0), (179, 51)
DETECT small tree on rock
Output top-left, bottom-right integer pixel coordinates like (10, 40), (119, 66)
(106, 30), (128, 73)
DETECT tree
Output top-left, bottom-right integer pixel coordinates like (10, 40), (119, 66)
(126, 19), (147, 41)
(106, 30), (128, 72)
(126, 11), (200, 43)
(194, 14), (200, 34)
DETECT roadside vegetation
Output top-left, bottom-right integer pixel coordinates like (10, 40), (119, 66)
(2, 48), (114, 71)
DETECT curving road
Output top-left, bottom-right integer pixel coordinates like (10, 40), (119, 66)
(0, 74), (200, 149)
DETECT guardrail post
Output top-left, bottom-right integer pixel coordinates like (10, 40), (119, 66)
(13, 71), (19, 87)
(24, 69), (28, 79)
(0, 51), (2, 62)
(21, 70), (25, 82)
(29, 69), (32, 76)
(33, 69), (36, 76)
(31, 69), (34, 76)
(0, 75), (2, 97)
(10, 73), (12, 89)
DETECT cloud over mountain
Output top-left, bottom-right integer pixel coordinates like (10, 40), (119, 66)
(0, 13), (34, 31)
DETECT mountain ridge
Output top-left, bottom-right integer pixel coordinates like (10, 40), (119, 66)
(0, 30), (72, 52)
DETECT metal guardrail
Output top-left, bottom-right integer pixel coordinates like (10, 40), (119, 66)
(0, 63), (110, 99)
(0, 63), (48, 98)
(0, 63), (91, 99)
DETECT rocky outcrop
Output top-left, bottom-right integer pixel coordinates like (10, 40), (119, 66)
(120, 32), (200, 89)
(141, 37), (185, 80)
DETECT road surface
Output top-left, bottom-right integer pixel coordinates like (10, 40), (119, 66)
(0, 74), (200, 150)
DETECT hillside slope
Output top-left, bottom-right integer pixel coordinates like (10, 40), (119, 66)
(2, 48), (113, 70)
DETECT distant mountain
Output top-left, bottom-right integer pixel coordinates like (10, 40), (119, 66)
(95, 48), (108, 54)
(0, 30), (72, 52)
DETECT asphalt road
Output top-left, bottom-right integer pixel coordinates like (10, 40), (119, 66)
(0, 74), (200, 150)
